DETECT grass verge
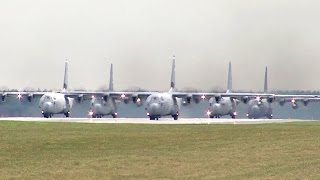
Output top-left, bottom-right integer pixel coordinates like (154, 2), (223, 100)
(0, 121), (320, 179)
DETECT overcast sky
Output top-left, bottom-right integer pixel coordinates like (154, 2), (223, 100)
(1, 0), (320, 91)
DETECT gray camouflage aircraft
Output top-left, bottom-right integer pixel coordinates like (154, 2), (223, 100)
(246, 67), (273, 119)
(2, 58), (320, 119)
(204, 62), (320, 119)
(206, 62), (239, 119)
(88, 64), (118, 118)
(245, 67), (320, 119)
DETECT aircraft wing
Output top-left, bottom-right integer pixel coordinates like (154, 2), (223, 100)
(274, 94), (320, 99)
(168, 92), (276, 104)
(0, 91), (46, 102)
(273, 95), (320, 105)
(184, 93), (320, 104)
(63, 91), (157, 103)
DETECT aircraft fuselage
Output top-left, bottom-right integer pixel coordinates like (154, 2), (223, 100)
(145, 93), (180, 119)
(39, 92), (73, 118)
(247, 99), (272, 119)
(90, 98), (117, 118)
(208, 97), (236, 118)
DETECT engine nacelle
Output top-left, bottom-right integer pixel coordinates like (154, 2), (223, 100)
(27, 93), (34, 102)
(209, 97), (215, 105)
(242, 96), (249, 104)
(215, 94), (221, 103)
(103, 93), (109, 102)
(132, 94), (144, 106)
(77, 94), (84, 103)
(1, 93), (7, 102)
(292, 102), (299, 109)
(303, 99), (309, 106)
(186, 94), (192, 104)
(267, 95), (275, 103)
(279, 99), (285, 106)
(132, 93), (139, 103)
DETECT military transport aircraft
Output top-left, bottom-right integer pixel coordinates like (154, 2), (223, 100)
(205, 63), (320, 119)
(245, 67), (320, 119)
(88, 64), (118, 118)
(1, 58), (320, 119)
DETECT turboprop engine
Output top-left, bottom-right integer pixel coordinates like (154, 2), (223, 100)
(242, 96), (249, 104)
(1, 93), (7, 102)
(291, 99), (298, 109)
(27, 93), (34, 102)
(77, 94), (84, 103)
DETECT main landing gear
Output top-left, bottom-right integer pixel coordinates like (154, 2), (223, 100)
(43, 113), (52, 118)
(91, 113), (118, 118)
(64, 112), (70, 117)
(209, 115), (221, 118)
(149, 116), (159, 120)
(111, 113), (117, 118)
(172, 114), (178, 120)
(149, 114), (179, 120)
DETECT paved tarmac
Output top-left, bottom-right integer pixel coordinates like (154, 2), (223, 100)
(0, 117), (316, 124)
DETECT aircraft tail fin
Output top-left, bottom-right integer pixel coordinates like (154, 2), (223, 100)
(264, 66), (268, 93)
(226, 61), (232, 93)
(109, 63), (114, 91)
(169, 55), (176, 93)
(63, 60), (68, 91)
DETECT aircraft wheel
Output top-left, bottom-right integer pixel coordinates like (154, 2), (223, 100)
(43, 113), (50, 118)
(112, 113), (117, 118)
(172, 114), (178, 120)
(209, 115), (214, 118)
(64, 112), (70, 118)
(149, 116), (156, 120)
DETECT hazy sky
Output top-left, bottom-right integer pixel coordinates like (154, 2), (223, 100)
(1, 0), (320, 91)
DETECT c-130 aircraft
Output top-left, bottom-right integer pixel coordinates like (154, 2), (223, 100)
(2, 58), (320, 119)
(205, 62), (320, 119)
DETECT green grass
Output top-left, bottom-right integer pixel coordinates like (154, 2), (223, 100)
(1, 122), (320, 179)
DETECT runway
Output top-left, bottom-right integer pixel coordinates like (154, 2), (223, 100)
(0, 117), (316, 124)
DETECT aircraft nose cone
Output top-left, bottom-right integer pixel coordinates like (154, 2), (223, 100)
(251, 105), (261, 115)
(41, 102), (52, 113)
(211, 103), (221, 114)
(148, 103), (160, 116)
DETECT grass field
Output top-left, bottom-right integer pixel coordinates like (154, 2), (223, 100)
(1, 121), (320, 179)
